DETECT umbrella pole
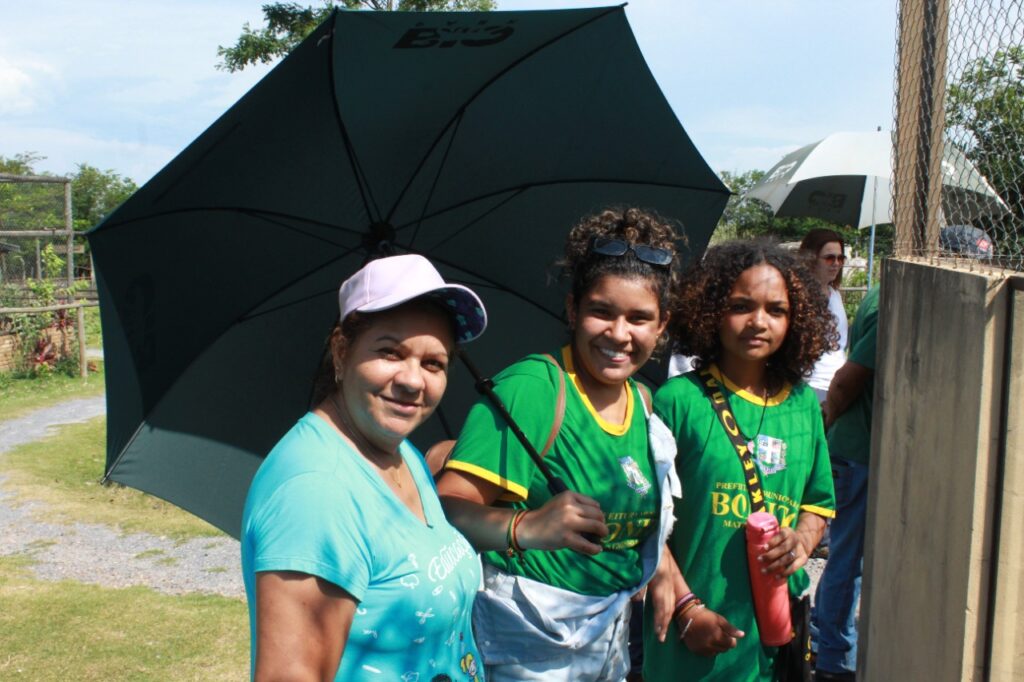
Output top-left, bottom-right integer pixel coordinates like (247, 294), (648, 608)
(867, 176), (878, 288)
(456, 350), (570, 496)
(867, 222), (876, 289)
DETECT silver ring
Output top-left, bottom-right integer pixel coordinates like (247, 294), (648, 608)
(787, 550), (797, 561)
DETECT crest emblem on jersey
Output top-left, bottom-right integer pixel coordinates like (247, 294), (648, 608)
(752, 434), (787, 475)
(619, 456), (652, 496)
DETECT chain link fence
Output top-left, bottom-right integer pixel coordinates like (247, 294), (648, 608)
(0, 174), (89, 373)
(0, 174), (77, 287)
(894, 0), (1024, 271)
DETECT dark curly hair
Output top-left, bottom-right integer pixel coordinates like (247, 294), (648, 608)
(558, 207), (684, 353)
(670, 239), (837, 390)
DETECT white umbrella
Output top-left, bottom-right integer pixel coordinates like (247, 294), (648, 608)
(745, 130), (1008, 282)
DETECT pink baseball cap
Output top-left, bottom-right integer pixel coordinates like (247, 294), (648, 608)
(338, 254), (487, 343)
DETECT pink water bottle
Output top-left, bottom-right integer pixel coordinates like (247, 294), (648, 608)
(745, 511), (793, 646)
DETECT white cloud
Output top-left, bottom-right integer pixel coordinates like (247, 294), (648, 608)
(0, 56), (58, 115)
(0, 59), (34, 114)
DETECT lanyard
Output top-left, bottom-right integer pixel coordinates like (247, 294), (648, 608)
(697, 369), (766, 514)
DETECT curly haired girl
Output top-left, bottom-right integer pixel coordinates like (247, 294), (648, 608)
(438, 207), (684, 681)
(644, 239), (837, 681)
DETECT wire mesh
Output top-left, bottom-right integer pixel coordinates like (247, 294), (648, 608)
(0, 175), (74, 286)
(894, 0), (1024, 271)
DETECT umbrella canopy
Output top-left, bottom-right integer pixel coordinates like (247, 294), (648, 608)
(88, 7), (729, 537)
(744, 130), (1008, 228)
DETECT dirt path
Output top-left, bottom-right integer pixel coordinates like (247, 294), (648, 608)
(0, 396), (244, 599)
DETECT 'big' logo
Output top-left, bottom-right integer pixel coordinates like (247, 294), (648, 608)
(394, 20), (515, 48)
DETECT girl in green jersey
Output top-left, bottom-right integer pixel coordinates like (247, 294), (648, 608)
(644, 240), (837, 681)
(437, 207), (683, 681)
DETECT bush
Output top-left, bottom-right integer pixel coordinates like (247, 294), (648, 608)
(0, 244), (87, 375)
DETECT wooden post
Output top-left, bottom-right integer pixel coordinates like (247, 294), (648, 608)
(894, 0), (949, 257)
(65, 180), (74, 286)
(76, 304), (87, 378)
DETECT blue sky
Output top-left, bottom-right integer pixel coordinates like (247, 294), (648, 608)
(1, 0), (897, 184)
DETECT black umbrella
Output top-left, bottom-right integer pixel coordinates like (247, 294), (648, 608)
(88, 6), (729, 536)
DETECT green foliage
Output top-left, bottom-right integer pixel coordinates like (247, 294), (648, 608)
(947, 46), (1024, 235)
(71, 163), (137, 232)
(0, 244), (87, 375)
(0, 154), (135, 234)
(0, 153), (63, 232)
(218, 0), (497, 72)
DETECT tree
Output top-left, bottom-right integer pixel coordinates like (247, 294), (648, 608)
(0, 155), (138, 281)
(0, 153), (61, 232)
(218, 0), (497, 72)
(71, 164), (137, 232)
(947, 46), (1024, 237)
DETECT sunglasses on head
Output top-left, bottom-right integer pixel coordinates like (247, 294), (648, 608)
(820, 254), (846, 264)
(590, 237), (673, 266)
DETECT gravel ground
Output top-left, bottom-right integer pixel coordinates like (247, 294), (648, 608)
(0, 396), (244, 599)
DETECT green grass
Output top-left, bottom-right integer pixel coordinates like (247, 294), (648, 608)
(0, 555), (248, 681)
(1, 417), (225, 540)
(0, 362), (105, 423)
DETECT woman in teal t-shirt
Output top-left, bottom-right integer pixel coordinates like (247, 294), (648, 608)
(644, 240), (837, 681)
(437, 208), (682, 681)
(241, 255), (488, 681)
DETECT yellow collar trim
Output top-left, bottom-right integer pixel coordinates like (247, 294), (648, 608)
(709, 364), (791, 406)
(562, 345), (633, 436)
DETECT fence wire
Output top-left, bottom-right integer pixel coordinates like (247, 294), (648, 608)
(0, 175), (76, 286)
(895, 0), (1024, 271)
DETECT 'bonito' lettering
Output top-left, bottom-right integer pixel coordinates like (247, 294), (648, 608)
(427, 536), (474, 583)
(710, 491), (797, 528)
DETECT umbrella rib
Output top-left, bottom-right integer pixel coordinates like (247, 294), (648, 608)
(146, 122), (243, 208)
(411, 187), (527, 253)
(411, 249), (565, 321)
(406, 110), (466, 248)
(94, 206), (364, 245)
(237, 238), (564, 326)
(101, 420), (150, 485)
(237, 240), (367, 323)
(382, 4), (625, 222)
(327, 9), (382, 224)
(392, 176), (730, 247)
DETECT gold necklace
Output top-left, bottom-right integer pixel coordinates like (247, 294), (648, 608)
(330, 392), (404, 489)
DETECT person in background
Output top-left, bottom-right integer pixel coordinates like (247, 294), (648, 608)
(798, 228), (850, 559)
(799, 228), (849, 403)
(644, 240), (836, 681)
(241, 254), (488, 682)
(437, 207), (682, 681)
(811, 285), (881, 682)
